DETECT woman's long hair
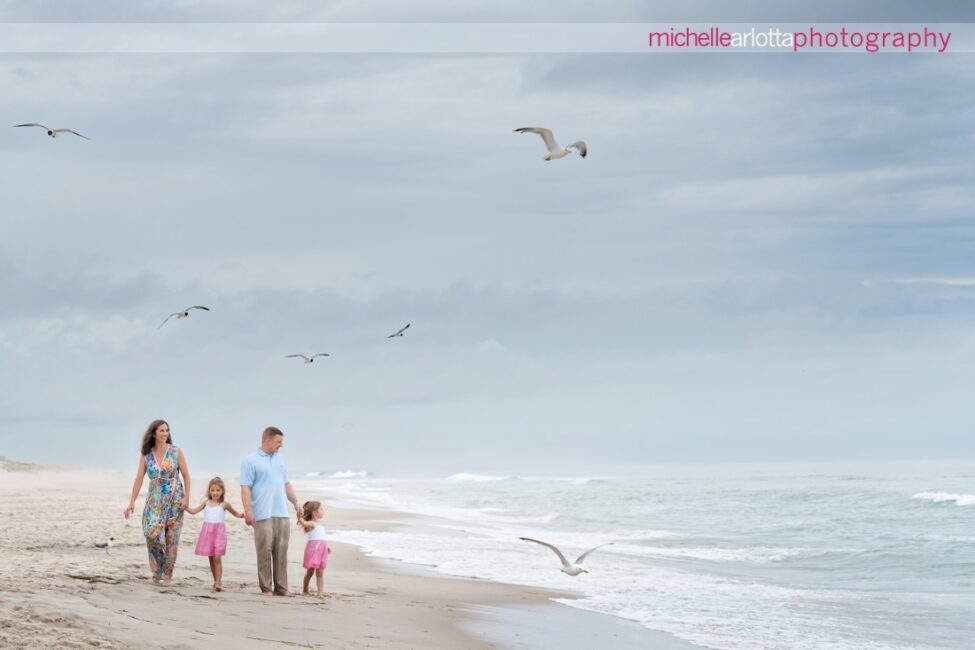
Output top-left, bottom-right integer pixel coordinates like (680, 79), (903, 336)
(140, 419), (172, 456)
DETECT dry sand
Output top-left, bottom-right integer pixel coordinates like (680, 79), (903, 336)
(0, 461), (694, 649)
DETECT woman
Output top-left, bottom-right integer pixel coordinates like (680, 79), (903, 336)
(123, 419), (191, 586)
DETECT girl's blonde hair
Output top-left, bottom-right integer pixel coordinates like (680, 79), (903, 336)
(299, 500), (322, 526)
(206, 477), (226, 503)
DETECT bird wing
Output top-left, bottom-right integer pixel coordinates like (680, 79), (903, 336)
(514, 127), (560, 153)
(15, 123), (49, 130)
(311, 353), (330, 359)
(567, 141), (587, 158)
(575, 542), (613, 565)
(519, 537), (572, 570)
(186, 305), (210, 311)
(94, 542), (108, 548)
(286, 354), (310, 361)
(157, 313), (179, 329)
(54, 129), (91, 140)
(400, 323), (411, 334)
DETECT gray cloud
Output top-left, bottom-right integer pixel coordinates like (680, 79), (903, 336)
(1, 23), (973, 471)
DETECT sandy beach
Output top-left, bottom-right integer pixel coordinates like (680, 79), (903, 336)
(0, 460), (695, 649)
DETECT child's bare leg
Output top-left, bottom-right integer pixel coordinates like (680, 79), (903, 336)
(315, 569), (324, 596)
(213, 557), (223, 590)
(302, 568), (314, 594)
(208, 557), (217, 585)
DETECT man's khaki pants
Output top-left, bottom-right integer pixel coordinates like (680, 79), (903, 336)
(253, 517), (290, 594)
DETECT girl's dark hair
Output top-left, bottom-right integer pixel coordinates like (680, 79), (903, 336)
(298, 500), (322, 527)
(140, 420), (172, 456)
(207, 477), (226, 503)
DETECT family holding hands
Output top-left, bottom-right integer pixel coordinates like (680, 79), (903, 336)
(123, 421), (330, 596)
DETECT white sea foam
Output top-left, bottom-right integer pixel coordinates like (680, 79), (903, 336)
(446, 472), (511, 482)
(912, 491), (975, 506)
(307, 468), (973, 650)
(328, 470), (369, 479)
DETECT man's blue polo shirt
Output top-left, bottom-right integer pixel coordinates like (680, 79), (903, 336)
(240, 449), (290, 521)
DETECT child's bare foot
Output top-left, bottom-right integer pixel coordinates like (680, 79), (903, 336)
(215, 584), (223, 592)
(302, 589), (311, 596)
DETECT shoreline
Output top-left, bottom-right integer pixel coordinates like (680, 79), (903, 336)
(0, 463), (701, 649)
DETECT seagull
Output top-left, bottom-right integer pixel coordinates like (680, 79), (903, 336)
(15, 123), (92, 140)
(387, 323), (410, 338)
(285, 353), (330, 364)
(158, 305), (210, 329)
(94, 537), (116, 553)
(519, 537), (613, 576)
(513, 127), (586, 161)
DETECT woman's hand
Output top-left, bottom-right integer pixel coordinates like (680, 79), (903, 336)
(123, 503), (134, 519)
(180, 496), (189, 510)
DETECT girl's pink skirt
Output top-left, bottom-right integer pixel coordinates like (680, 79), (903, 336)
(303, 540), (329, 569)
(195, 522), (227, 557)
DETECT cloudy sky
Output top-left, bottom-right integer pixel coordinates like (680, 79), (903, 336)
(1, 2), (974, 473)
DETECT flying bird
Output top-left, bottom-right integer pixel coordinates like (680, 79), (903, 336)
(158, 305), (210, 329)
(519, 537), (613, 576)
(513, 127), (586, 160)
(387, 323), (410, 338)
(15, 123), (91, 140)
(285, 353), (330, 364)
(94, 537), (116, 553)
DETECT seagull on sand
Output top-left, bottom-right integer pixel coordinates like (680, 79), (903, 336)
(94, 537), (116, 553)
(285, 353), (330, 364)
(513, 127), (586, 160)
(519, 537), (613, 576)
(15, 123), (92, 140)
(387, 323), (410, 338)
(158, 305), (210, 329)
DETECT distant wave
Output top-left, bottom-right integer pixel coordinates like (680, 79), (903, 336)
(912, 491), (975, 507)
(328, 470), (368, 479)
(446, 473), (511, 482)
(445, 473), (603, 485)
(304, 470), (368, 479)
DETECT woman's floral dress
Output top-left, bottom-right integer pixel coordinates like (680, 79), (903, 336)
(142, 444), (185, 578)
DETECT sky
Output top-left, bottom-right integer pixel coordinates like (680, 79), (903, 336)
(1, 2), (974, 473)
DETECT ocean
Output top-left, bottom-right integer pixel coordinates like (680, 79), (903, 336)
(293, 461), (975, 650)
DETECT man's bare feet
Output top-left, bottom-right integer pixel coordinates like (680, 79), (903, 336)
(261, 591), (273, 596)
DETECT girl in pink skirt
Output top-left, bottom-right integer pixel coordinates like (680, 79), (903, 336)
(186, 477), (244, 591)
(298, 500), (331, 596)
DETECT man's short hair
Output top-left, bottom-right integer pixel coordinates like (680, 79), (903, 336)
(262, 426), (284, 440)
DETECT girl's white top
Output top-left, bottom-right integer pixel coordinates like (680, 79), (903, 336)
(204, 503), (226, 523)
(307, 524), (327, 541)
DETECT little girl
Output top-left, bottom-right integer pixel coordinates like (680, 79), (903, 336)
(186, 477), (243, 592)
(298, 500), (331, 596)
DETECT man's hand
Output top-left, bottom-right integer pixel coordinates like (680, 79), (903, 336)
(244, 510), (255, 526)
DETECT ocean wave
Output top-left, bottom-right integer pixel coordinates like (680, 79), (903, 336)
(446, 473), (512, 482)
(328, 470), (369, 479)
(912, 491), (975, 507)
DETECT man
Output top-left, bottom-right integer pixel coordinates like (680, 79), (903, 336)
(240, 426), (301, 595)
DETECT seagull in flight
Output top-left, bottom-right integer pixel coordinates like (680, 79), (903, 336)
(387, 323), (410, 338)
(94, 537), (116, 553)
(15, 123), (92, 140)
(519, 537), (613, 576)
(513, 127), (586, 161)
(285, 353), (330, 364)
(158, 306), (210, 329)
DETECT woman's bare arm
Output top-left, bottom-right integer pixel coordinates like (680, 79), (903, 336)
(177, 448), (190, 509)
(123, 455), (147, 518)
